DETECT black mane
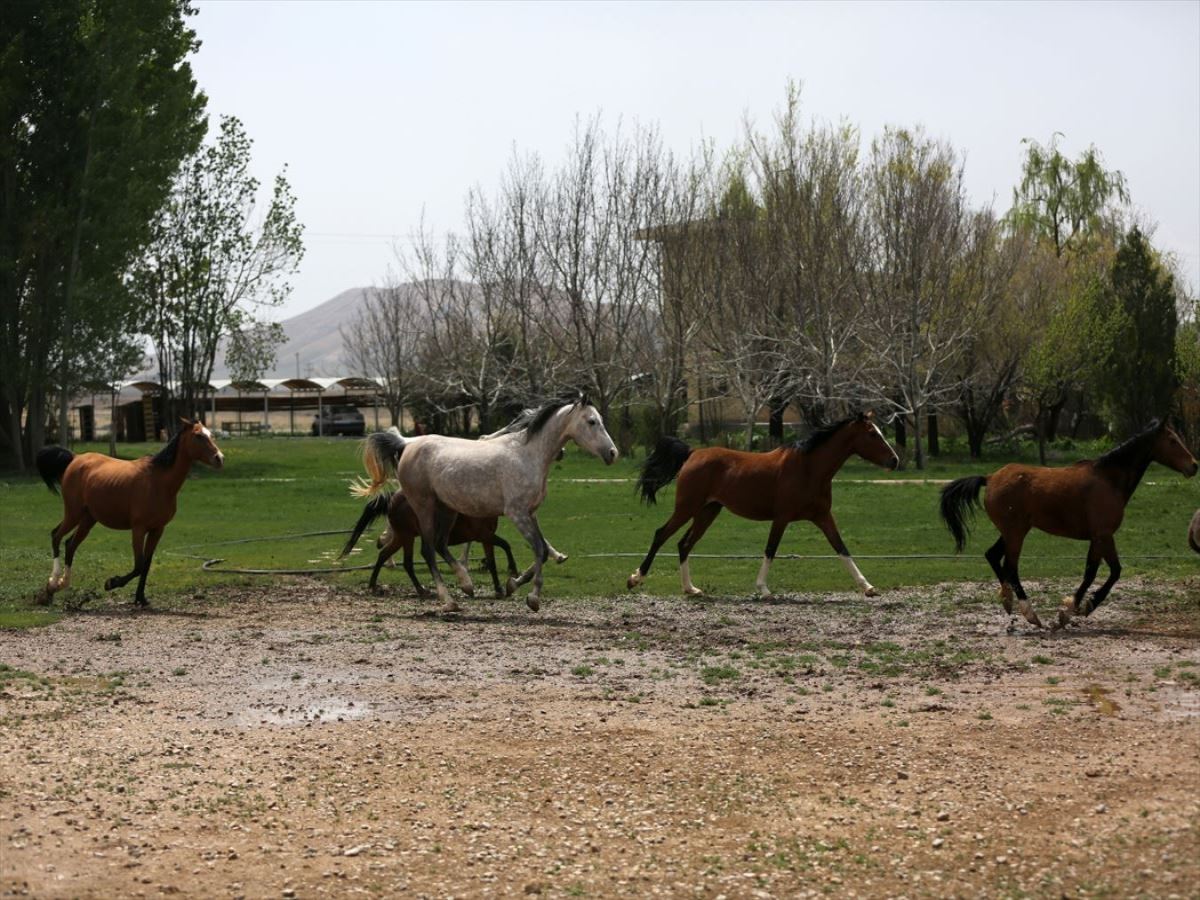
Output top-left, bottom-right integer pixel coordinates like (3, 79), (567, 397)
(150, 428), (186, 468)
(524, 392), (589, 441)
(1096, 420), (1159, 469)
(790, 414), (860, 454)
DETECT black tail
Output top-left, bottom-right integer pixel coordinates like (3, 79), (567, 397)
(939, 475), (988, 552)
(637, 436), (693, 504)
(340, 491), (393, 558)
(36, 446), (74, 494)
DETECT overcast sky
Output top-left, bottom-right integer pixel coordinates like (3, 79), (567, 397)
(190, 0), (1200, 320)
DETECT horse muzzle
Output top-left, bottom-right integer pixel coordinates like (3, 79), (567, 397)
(887, 455), (900, 471)
(606, 447), (619, 466)
(211, 453), (225, 470)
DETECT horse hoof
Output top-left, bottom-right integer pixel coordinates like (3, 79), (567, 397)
(553, 553), (568, 565)
(526, 596), (541, 613)
(35, 587), (54, 606)
(627, 570), (643, 590)
(683, 586), (703, 597)
(505, 577), (518, 597)
(864, 586), (878, 598)
(104, 577), (119, 591)
(439, 601), (461, 615)
(461, 585), (475, 599)
(1018, 600), (1043, 629)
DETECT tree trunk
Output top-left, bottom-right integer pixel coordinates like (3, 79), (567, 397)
(927, 414), (940, 457)
(768, 398), (786, 446)
(894, 415), (907, 448)
(911, 410), (925, 470)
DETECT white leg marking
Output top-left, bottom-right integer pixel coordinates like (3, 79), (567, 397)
(756, 555), (773, 598)
(840, 554), (876, 597)
(680, 561), (702, 596)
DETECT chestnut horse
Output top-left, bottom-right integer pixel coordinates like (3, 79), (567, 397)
(940, 419), (1197, 628)
(340, 490), (520, 598)
(627, 413), (899, 598)
(35, 420), (225, 607)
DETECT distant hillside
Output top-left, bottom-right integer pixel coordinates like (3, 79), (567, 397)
(207, 286), (375, 380)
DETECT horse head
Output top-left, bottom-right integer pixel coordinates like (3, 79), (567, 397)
(848, 411), (900, 471)
(180, 419), (225, 470)
(564, 398), (619, 466)
(1152, 420), (1197, 478)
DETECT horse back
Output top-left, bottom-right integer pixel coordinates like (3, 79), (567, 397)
(985, 462), (1124, 539)
(678, 447), (806, 521)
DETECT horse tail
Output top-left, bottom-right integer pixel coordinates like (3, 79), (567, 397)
(939, 475), (988, 553)
(350, 429), (407, 498)
(637, 436), (693, 505)
(35, 446), (75, 494)
(340, 490), (394, 558)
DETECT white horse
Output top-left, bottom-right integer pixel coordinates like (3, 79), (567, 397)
(358, 396), (617, 612)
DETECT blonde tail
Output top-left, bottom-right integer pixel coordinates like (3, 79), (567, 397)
(348, 430), (407, 498)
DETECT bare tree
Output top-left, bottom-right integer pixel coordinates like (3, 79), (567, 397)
(340, 276), (426, 427)
(859, 127), (982, 469)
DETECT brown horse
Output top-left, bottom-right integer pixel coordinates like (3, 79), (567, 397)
(1189, 509), (1200, 554)
(627, 413), (899, 598)
(35, 420), (225, 607)
(940, 419), (1197, 628)
(340, 490), (521, 598)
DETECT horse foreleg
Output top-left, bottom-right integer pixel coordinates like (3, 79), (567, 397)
(491, 534), (519, 596)
(814, 513), (877, 597)
(545, 538), (568, 564)
(1058, 540), (1103, 627)
(369, 531), (405, 593)
(105, 526), (148, 594)
(480, 540), (504, 597)
(628, 507), (693, 590)
(677, 502), (723, 597)
(751, 516), (790, 599)
(400, 539), (431, 598)
(507, 509), (548, 612)
(1081, 535), (1121, 617)
(132, 527), (164, 607)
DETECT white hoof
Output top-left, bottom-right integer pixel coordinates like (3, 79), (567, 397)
(552, 552), (568, 564)
(627, 570), (643, 589)
(864, 585), (878, 597)
(683, 586), (703, 596)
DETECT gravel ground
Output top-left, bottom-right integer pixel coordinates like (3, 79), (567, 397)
(1, 575), (1198, 899)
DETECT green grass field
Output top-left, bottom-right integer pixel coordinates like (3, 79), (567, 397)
(1, 435), (1196, 626)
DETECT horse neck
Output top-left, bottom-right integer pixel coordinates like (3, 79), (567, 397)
(796, 428), (857, 485)
(526, 409), (574, 474)
(156, 440), (195, 493)
(1097, 438), (1154, 501)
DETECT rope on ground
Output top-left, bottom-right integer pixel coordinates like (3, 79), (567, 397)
(162, 530), (1198, 577)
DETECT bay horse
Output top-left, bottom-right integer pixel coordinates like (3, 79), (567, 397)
(940, 419), (1197, 628)
(340, 489), (521, 598)
(356, 395), (617, 612)
(627, 412), (899, 598)
(1189, 509), (1200, 554)
(35, 420), (225, 607)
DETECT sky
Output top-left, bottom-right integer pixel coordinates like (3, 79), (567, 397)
(190, 0), (1200, 320)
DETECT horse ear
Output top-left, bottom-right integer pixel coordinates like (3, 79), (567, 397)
(863, 410), (874, 421)
(179, 416), (192, 427)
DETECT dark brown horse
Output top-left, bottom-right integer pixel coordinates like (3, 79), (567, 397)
(340, 490), (520, 598)
(940, 419), (1197, 628)
(627, 413), (899, 598)
(36, 420), (225, 607)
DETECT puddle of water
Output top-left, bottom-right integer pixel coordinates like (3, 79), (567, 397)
(1082, 683), (1120, 716)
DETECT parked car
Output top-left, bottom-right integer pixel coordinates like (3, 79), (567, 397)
(312, 405), (365, 436)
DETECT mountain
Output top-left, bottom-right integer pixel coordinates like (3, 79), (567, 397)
(208, 286), (376, 380)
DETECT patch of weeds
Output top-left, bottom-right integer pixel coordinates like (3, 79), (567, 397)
(1032, 655), (1054, 665)
(571, 665), (594, 677)
(977, 711), (993, 720)
(171, 667), (187, 677)
(1153, 665), (1172, 679)
(1046, 676), (1062, 685)
(881, 698), (896, 708)
(925, 686), (943, 696)
(700, 665), (740, 685)
(94, 632), (122, 643)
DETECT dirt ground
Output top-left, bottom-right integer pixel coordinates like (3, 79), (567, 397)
(2, 575), (1198, 899)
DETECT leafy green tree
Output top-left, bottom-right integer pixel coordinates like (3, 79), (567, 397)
(1093, 227), (1179, 433)
(131, 115), (304, 423)
(0, 0), (206, 468)
(1009, 134), (1128, 259)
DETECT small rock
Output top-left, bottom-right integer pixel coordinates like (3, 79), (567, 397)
(897, 771), (909, 780)
(932, 838), (944, 849)
(1094, 803), (1107, 814)
(936, 811), (950, 822)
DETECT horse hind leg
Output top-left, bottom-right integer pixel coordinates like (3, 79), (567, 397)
(676, 502), (722, 596)
(1000, 530), (1042, 629)
(983, 537), (1011, 614)
(56, 511), (97, 594)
